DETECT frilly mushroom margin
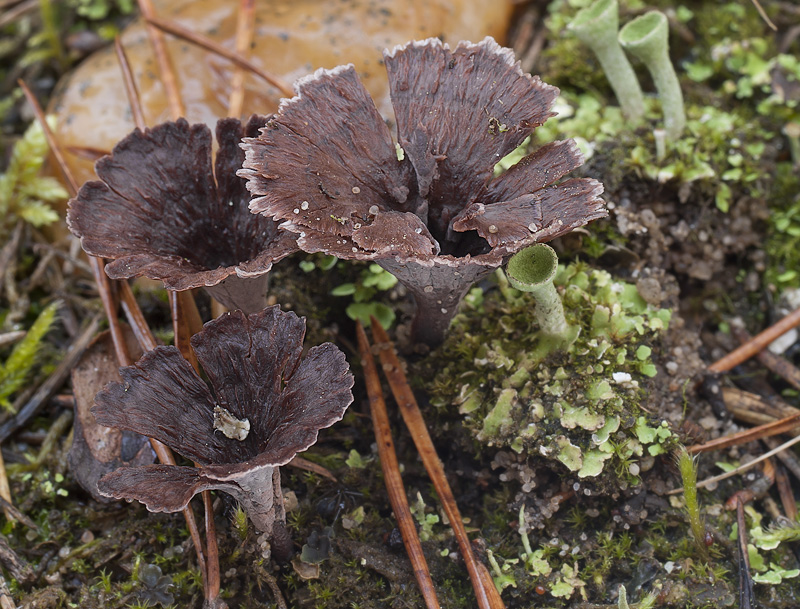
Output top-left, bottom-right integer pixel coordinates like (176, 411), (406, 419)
(239, 36), (607, 346)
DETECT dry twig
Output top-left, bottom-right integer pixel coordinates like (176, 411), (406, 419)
(370, 319), (505, 609)
(228, 0), (256, 117)
(356, 323), (440, 609)
(708, 306), (800, 373)
(146, 16), (294, 98)
(732, 325), (800, 391)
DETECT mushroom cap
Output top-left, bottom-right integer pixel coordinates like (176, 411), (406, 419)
(240, 37), (606, 267)
(92, 306), (354, 511)
(67, 117), (298, 291)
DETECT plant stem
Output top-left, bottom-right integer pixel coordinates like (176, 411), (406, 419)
(569, 0), (644, 123)
(619, 11), (686, 140)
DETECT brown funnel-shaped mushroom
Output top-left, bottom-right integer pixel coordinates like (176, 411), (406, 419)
(240, 37), (607, 346)
(67, 116), (298, 314)
(92, 306), (354, 555)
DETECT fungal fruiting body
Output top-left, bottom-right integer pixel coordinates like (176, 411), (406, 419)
(240, 36), (606, 346)
(67, 117), (298, 313)
(92, 306), (354, 558)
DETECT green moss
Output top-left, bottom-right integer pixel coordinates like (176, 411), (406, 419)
(425, 261), (673, 488)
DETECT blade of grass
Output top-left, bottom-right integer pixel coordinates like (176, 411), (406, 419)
(370, 318), (505, 609)
(773, 462), (797, 520)
(356, 322), (440, 609)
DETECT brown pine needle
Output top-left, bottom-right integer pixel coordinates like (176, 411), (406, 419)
(170, 290), (202, 370)
(18, 79), (207, 578)
(736, 498), (757, 609)
(228, 0), (256, 117)
(146, 15), (294, 98)
(287, 456), (338, 482)
(669, 434), (800, 495)
(686, 411), (800, 454)
(369, 319), (505, 609)
(773, 462), (797, 520)
(137, 0), (184, 118)
(708, 306), (800, 373)
(64, 145), (110, 161)
(750, 0), (777, 31)
(732, 325), (800, 391)
(356, 323), (441, 609)
(114, 37), (147, 131)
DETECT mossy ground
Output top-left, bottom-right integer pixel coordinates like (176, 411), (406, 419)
(2, 0), (800, 608)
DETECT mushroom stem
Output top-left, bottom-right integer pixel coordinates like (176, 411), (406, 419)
(225, 465), (291, 560)
(569, 0), (645, 123)
(377, 259), (495, 348)
(203, 274), (270, 315)
(505, 244), (569, 341)
(619, 11), (685, 140)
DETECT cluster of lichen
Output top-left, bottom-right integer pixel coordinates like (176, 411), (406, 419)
(427, 261), (673, 488)
(539, 0), (800, 292)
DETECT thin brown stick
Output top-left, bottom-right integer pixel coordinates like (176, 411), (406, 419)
(0, 493), (37, 529)
(736, 498), (757, 609)
(19, 80), (132, 368)
(18, 79), (207, 578)
(228, 0), (256, 117)
(724, 386), (800, 429)
(114, 37), (147, 131)
(202, 490), (221, 606)
(137, 0), (184, 118)
(0, 222), (23, 305)
(118, 281), (157, 350)
(708, 306), (800, 373)
(773, 462), (797, 520)
(146, 16), (294, 98)
(725, 458), (775, 510)
(356, 323), (441, 609)
(732, 325), (800, 391)
(17, 80), (79, 194)
(749, 0), (777, 31)
(669, 434), (800, 495)
(0, 0), (35, 28)
(686, 411), (800, 454)
(288, 456), (338, 482)
(170, 290), (201, 370)
(764, 436), (800, 486)
(64, 145), (109, 161)
(370, 319), (505, 609)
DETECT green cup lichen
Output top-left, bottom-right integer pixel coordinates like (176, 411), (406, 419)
(425, 261), (674, 491)
(506, 244), (571, 343)
(619, 11), (686, 140)
(568, 0), (645, 123)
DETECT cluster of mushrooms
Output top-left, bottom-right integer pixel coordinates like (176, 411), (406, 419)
(67, 37), (606, 553)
